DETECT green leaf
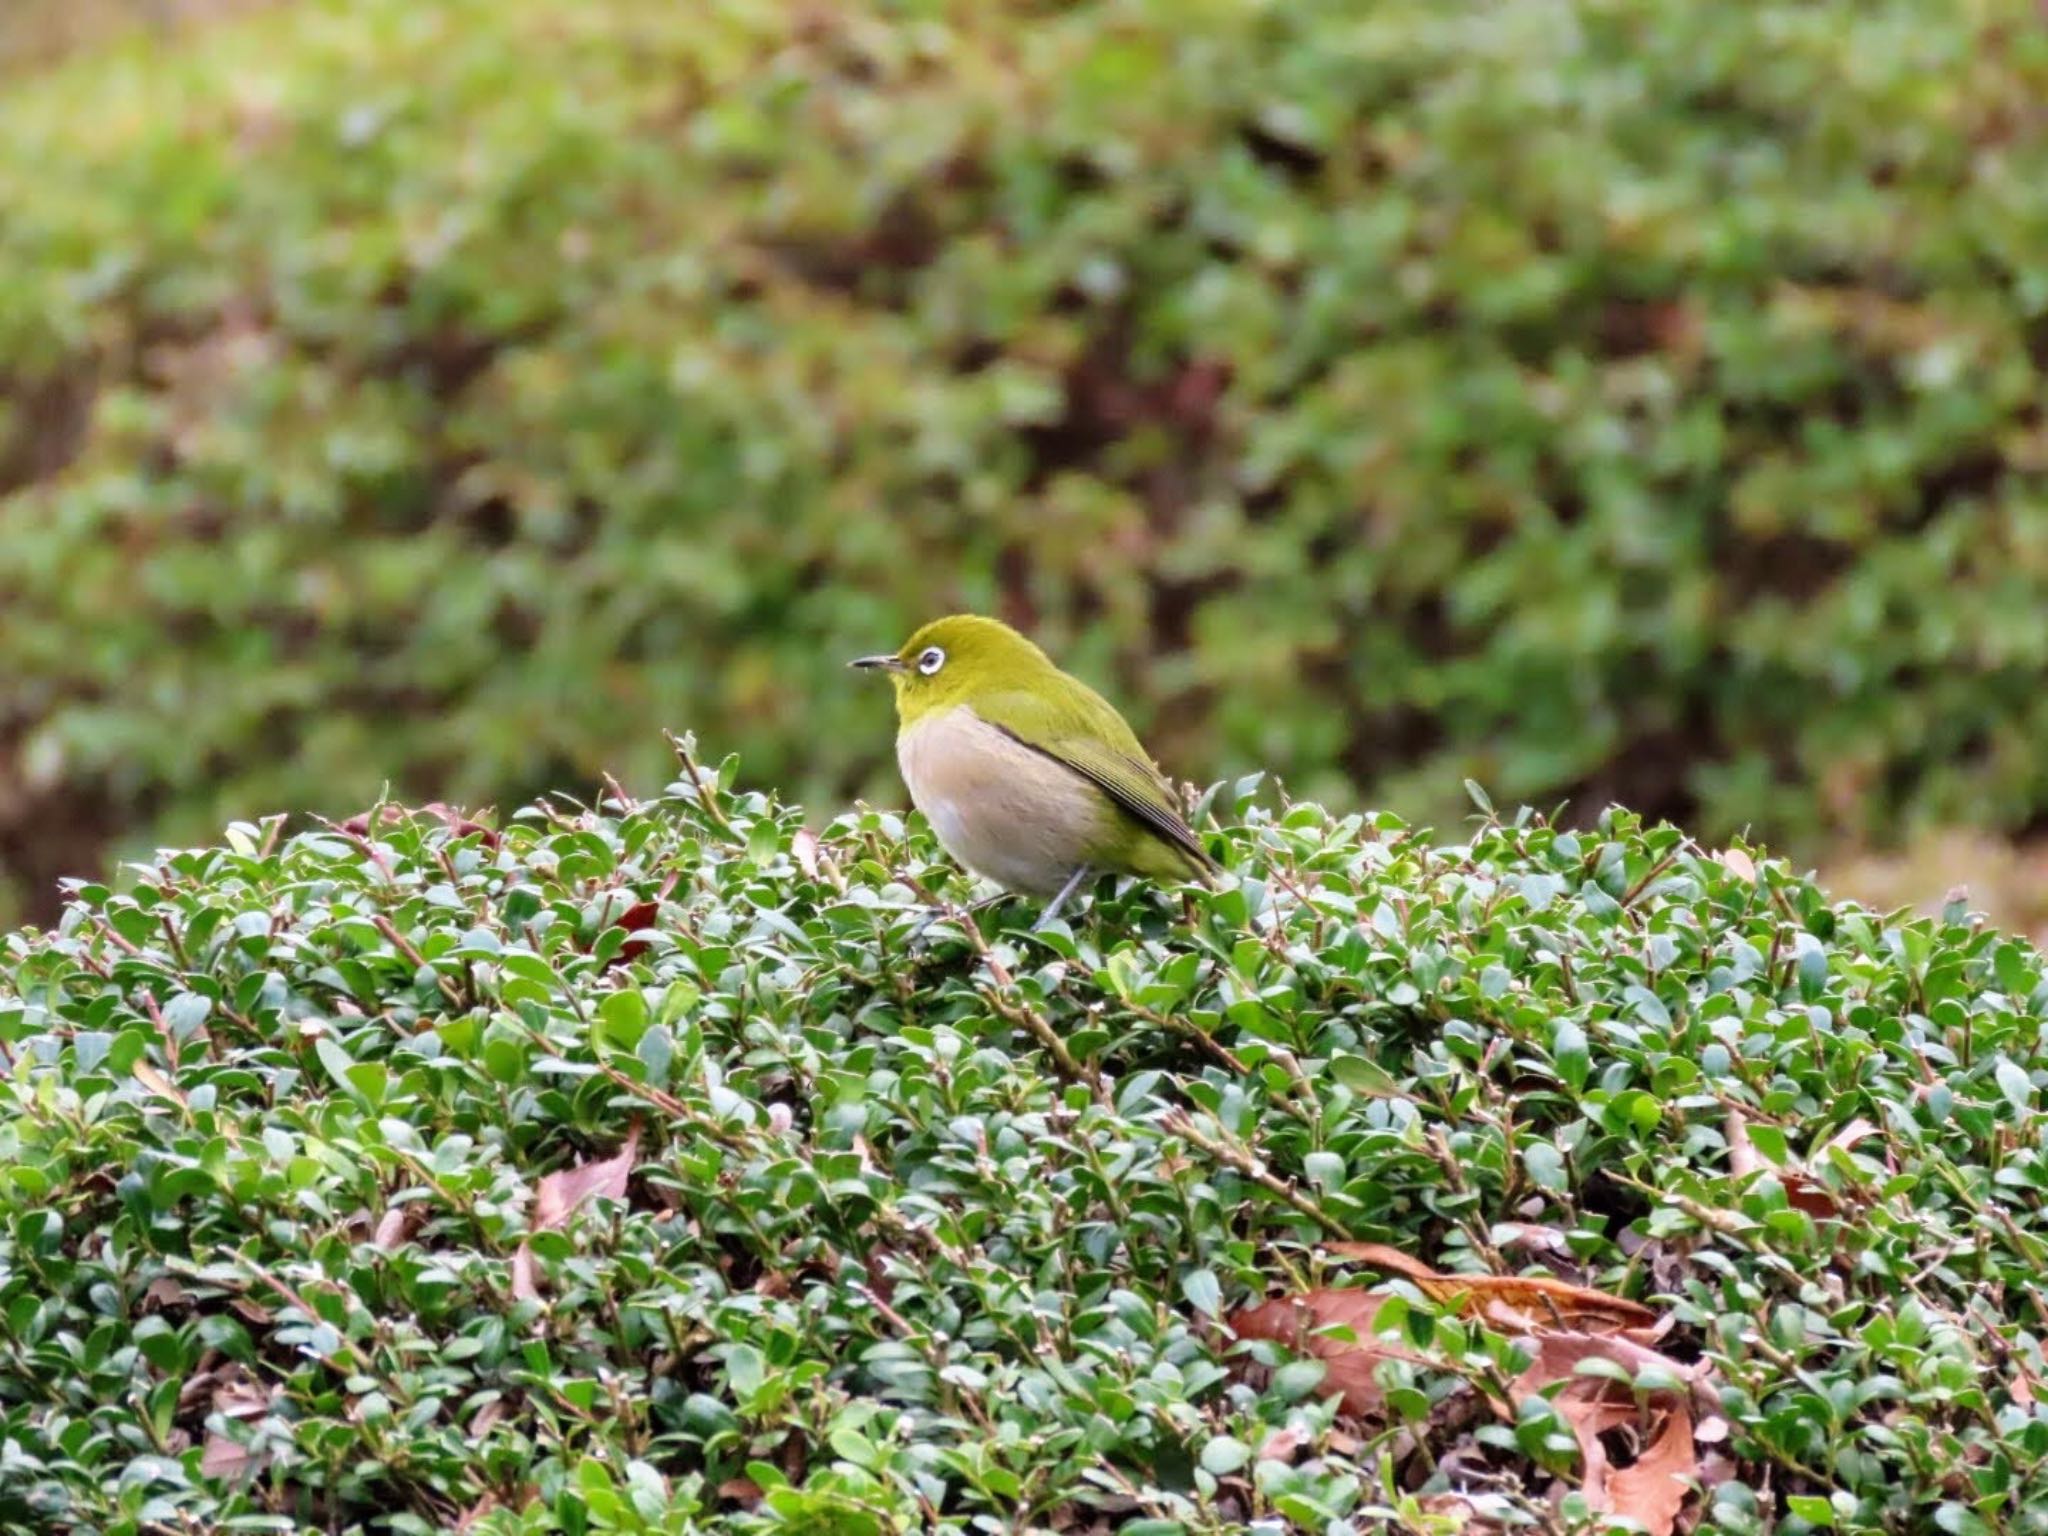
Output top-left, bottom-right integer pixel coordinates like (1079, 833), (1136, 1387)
(1995, 1057), (2033, 1114)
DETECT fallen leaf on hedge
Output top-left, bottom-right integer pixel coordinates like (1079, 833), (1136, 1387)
(1325, 1240), (1440, 1281)
(1509, 1331), (1714, 1535)
(1255, 1425), (1309, 1462)
(1227, 1288), (1418, 1415)
(133, 1061), (185, 1106)
(374, 1201), (422, 1249)
(1246, 1246), (1715, 1532)
(200, 1371), (278, 1484)
(533, 1126), (640, 1229)
(512, 1125), (641, 1301)
(1327, 1242), (1656, 1333)
(1492, 1221), (1569, 1255)
(1414, 1492), (1511, 1533)
(200, 1431), (261, 1482)
(1728, 1109), (1877, 1219)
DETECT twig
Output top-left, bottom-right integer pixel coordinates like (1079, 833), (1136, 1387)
(958, 911), (1112, 1107)
(1159, 1107), (1350, 1235)
(1621, 847), (1682, 909)
(664, 732), (735, 837)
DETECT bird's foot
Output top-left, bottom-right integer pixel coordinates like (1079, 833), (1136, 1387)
(1033, 866), (1095, 930)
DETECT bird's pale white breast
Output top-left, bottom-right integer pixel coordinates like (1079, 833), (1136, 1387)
(896, 707), (1112, 897)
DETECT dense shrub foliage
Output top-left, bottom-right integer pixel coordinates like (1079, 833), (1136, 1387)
(3, 753), (2048, 1532)
(3, 0), (2048, 916)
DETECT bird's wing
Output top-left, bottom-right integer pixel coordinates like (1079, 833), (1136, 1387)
(974, 686), (1217, 875)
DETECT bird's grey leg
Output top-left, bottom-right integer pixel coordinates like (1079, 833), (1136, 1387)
(1035, 865), (1094, 929)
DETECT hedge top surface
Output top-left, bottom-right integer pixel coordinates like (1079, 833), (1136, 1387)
(6, 0), (2048, 919)
(2, 748), (2047, 1533)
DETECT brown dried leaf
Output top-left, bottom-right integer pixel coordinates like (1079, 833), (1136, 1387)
(373, 1202), (421, 1250)
(533, 1125), (640, 1231)
(1324, 1241), (1441, 1282)
(1508, 1332), (1709, 1536)
(717, 1477), (765, 1507)
(200, 1370), (278, 1485)
(1328, 1242), (1656, 1333)
(509, 1242), (541, 1303)
(513, 1126), (641, 1302)
(1731, 1111), (1879, 1220)
(1725, 1108), (1762, 1181)
(1492, 1222), (1569, 1256)
(133, 1061), (185, 1106)
(200, 1431), (261, 1482)
(1227, 1289), (1418, 1415)
(1820, 1118), (1879, 1158)
(1414, 1492), (1510, 1534)
(1606, 1407), (1698, 1534)
(1255, 1425), (1309, 1462)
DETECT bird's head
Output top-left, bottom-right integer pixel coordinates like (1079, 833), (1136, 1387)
(849, 614), (1055, 724)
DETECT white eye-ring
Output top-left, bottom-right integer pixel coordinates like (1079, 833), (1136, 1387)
(917, 646), (946, 676)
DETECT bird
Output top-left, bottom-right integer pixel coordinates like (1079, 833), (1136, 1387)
(850, 614), (1220, 923)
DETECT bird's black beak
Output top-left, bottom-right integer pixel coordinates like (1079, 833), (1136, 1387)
(849, 653), (907, 673)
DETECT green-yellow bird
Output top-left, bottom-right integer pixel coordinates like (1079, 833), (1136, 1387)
(851, 614), (1220, 922)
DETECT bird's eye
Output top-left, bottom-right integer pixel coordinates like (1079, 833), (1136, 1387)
(917, 646), (946, 676)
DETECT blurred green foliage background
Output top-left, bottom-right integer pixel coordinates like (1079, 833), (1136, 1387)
(3, 0), (2048, 925)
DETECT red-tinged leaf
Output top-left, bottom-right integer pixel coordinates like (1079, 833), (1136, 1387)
(340, 802), (499, 848)
(793, 827), (821, 880)
(1716, 847), (1757, 883)
(422, 802), (501, 848)
(600, 901), (661, 968)
(1227, 1289), (1415, 1415)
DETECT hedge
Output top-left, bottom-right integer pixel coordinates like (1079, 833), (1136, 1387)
(3, 0), (2048, 919)
(2, 750), (2047, 1532)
